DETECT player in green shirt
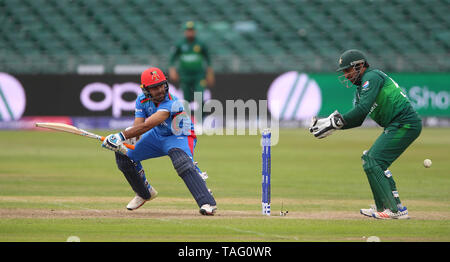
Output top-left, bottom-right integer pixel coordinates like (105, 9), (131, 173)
(169, 21), (215, 105)
(309, 49), (422, 219)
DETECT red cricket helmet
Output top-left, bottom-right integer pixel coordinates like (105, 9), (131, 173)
(140, 67), (169, 99)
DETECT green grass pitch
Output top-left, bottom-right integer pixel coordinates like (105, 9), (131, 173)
(0, 128), (449, 242)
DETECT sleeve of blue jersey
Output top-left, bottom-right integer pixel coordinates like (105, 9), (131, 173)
(157, 99), (184, 117)
(135, 98), (147, 118)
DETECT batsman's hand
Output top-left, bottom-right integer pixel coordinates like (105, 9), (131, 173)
(102, 132), (127, 154)
(309, 110), (345, 139)
(124, 126), (140, 145)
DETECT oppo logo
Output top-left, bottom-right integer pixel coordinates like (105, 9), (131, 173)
(80, 82), (183, 117)
(80, 82), (140, 117)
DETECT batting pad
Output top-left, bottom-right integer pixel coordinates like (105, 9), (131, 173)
(115, 152), (151, 200)
(168, 148), (216, 207)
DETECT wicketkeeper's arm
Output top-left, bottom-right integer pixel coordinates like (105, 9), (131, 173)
(341, 73), (383, 129)
(340, 107), (367, 129)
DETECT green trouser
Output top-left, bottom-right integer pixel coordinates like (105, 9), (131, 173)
(362, 121), (422, 212)
(179, 71), (206, 102)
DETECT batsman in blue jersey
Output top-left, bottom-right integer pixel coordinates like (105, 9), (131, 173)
(102, 67), (217, 215)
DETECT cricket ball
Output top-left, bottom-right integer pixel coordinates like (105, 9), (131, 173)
(423, 159), (432, 168)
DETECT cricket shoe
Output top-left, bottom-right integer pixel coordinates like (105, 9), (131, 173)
(372, 206), (409, 220)
(360, 204), (377, 217)
(199, 204), (217, 216)
(126, 187), (158, 211)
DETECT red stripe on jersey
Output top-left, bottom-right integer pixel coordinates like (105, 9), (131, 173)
(141, 98), (150, 103)
(188, 130), (197, 156)
(172, 111), (184, 119)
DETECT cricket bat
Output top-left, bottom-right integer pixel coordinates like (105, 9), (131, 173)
(35, 122), (135, 150)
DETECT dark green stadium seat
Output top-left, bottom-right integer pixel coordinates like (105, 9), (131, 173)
(0, 0), (448, 73)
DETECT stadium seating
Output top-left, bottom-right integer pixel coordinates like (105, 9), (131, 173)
(0, 0), (448, 73)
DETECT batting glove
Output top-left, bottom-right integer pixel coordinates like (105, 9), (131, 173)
(102, 132), (127, 154)
(309, 110), (345, 139)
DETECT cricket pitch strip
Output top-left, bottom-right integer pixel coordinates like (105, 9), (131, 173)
(0, 196), (448, 220)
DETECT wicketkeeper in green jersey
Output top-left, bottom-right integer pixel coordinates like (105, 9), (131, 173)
(309, 49), (422, 219)
(169, 21), (215, 110)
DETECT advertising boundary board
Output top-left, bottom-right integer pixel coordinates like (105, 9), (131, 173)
(0, 72), (448, 130)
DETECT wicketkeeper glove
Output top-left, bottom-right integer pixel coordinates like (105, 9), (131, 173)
(309, 110), (346, 139)
(102, 132), (128, 154)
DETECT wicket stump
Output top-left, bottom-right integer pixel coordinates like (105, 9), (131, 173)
(262, 129), (271, 216)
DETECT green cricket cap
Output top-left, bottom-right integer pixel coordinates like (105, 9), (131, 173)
(184, 21), (196, 30)
(336, 49), (368, 71)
